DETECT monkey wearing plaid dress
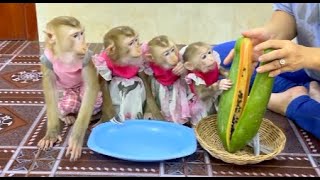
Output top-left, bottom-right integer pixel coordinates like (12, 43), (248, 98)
(37, 16), (113, 162)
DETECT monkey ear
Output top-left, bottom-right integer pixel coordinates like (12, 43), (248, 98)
(43, 30), (56, 44)
(105, 41), (116, 55)
(184, 62), (194, 71)
(144, 53), (153, 62)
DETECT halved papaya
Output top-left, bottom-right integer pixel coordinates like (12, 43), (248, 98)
(217, 37), (274, 153)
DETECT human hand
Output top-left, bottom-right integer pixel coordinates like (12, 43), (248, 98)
(223, 27), (272, 66)
(254, 39), (306, 77)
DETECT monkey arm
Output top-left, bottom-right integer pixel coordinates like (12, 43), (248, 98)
(73, 61), (99, 130)
(219, 67), (230, 78)
(66, 60), (100, 161)
(37, 64), (62, 150)
(41, 65), (60, 132)
(138, 71), (164, 120)
(99, 76), (115, 123)
(195, 82), (220, 101)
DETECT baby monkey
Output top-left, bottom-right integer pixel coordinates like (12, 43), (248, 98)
(142, 35), (191, 124)
(92, 26), (164, 123)
(38, 16), (103, 161)
(182, 42), (232, 125)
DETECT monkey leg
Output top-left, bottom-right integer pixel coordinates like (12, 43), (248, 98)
(138, 72), (164, 120)
(98, 77), (116, 123)
(38, 65), (62, 150)
(58, 89), (82, 126)
(65, 61), (99, 161)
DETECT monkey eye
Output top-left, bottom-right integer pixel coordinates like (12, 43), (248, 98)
(80, 32), (84, 36)
(73, 33), (78, 38)
(171, 48), (175, 52)
(164, 52), (170, 56)
(208, 50), (212, 54)
(201, 54), (207, 59)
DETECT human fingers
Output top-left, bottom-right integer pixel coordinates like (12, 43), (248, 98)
(223, 48), (234, 65)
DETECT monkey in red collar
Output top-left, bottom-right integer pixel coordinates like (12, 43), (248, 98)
(182, 42), (232, 125)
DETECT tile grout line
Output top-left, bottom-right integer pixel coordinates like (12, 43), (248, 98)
(159, 162), (164, 177)
(279, 153), (315, 156)
(288, 120), (311, 155)
(0, 106), (46, 177)
(0, 146), (19, 149)
(204, 152), (213, 177)
(307, 154), (320, 177)
(0, 104), (44, 106)
(0, 41), (17, 55)
(0, 41), (30, 72)
(0, 89), (43, 91)
(0, 41), (7, 51)
(0, 41), (7, 47)
(288, 119), (319, 176)
(54, 171), (159, 176)
(6, 64), (41, 66)
(10, 41), (27, 55)
(315, 168), (320, 177)
(6, 171), (52, 175)
(49, 124), (73, 177)
(8, 41), (30, 59)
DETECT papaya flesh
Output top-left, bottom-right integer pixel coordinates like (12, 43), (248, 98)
(217, 37), (274, 153)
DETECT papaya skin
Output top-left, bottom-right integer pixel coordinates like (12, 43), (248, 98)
(217, 36), (274, 153)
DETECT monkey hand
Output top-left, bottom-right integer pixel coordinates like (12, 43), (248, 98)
(38, 131), (62, 151)
(92, 112), (114, 129)
(218, 79), (233, 91)
(143, 112), (153, 120)
(65, 127), (86, 162)
(144, 100), (165, 120)
(100, 105), (116, 123)
(172, 62), (187, 76)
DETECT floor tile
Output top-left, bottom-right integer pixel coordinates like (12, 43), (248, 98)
(211, 164), (318, 177)
(163, 162), (185, 176)
(0, 90), (44, 105)
(296, 128), (320, 154)
(57, 159), (160, 176)
(18, 41), (44, 55)
(264, 110), (305, 154)
(0, 106), (43, 146)
(0, 55), (13, 64)
(10, 55), (41, 65)
(0, 41), (26, 55)
(0, 64), (42, 89)
(4, 173), (50, 177)
(24, 115), (71, 148)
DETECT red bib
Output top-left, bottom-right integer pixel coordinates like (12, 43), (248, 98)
(149, 62), (179, 86)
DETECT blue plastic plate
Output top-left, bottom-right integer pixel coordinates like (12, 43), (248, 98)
(87, 119), (197, 162)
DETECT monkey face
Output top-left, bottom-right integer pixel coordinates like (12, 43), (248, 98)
(125, 35), (142, 58)
(194, 46), (216, 73)
(57, 25), (87, 58)
(152, 44), (179, 69)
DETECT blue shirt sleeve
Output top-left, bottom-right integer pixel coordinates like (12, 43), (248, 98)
(212, 40), (236, 69)
(273, 3), (293, 16)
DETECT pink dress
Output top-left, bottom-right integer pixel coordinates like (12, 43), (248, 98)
(141, 43), (191, 124)
(41, 48), (103, 117)
(92, 50), (146, 120)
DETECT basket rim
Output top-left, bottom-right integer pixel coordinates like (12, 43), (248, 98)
(194, 115), (286, 165)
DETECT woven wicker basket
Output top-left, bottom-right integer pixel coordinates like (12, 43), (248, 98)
(195, 114), (286, 165)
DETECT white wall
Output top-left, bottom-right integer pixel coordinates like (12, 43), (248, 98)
(36, 3), (273, 44)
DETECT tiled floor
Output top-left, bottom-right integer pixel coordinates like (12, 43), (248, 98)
(0, 40), (319, 177)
